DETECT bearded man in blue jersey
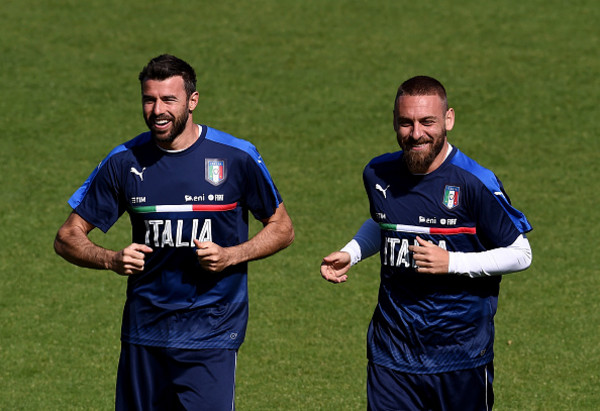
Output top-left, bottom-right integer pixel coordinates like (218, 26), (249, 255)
(320, 76), (532, 410)
(55, 54), (294, 410)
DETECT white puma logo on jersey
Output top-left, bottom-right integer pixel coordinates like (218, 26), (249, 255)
(375, 184), (390, 199)
(130, 167), (146, 181)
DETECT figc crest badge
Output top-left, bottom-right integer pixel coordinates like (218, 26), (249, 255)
(443, 185), (460, 209)
(205, 159), (227, 186)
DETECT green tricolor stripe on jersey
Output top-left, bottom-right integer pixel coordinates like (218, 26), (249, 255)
(379, 223), (476, 235)
(132, 203), (238, 213)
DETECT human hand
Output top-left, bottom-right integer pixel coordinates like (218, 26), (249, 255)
(409, 236), (449, 274)
(111, 243), (153, 275)
(194, 240), (234, 272)
(320, 251), (351, 283)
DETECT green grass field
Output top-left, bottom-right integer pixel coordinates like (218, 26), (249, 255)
(1, 0), (599, 409)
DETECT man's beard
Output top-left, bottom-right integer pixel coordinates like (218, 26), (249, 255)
(402, 135), (446, 174)
(146, 113), (188, 145)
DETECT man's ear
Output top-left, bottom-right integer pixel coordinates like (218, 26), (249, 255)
(445, 108), (455, 131)
(188, 91), (199, 112)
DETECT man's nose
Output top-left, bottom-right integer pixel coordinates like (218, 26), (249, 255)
(410, 123), (424, 139)
(152, 100), (164, 115)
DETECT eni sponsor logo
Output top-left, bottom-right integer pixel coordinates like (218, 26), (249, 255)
(419, 216), (458, 226)
(419, 216), (437, 224)
(185, 195), (205, 202)
(185, 194), (225, 202)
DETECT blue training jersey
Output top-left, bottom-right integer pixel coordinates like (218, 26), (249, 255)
(362, 146), (532, 374)
(69, 125), (282, 350)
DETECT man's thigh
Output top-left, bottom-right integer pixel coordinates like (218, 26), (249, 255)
(367, 361), (494, 411)
(116, 343), (237, 411)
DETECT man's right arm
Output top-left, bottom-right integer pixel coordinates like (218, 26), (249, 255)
(54, 212), (152, 275)
(320, 218), (380, 283)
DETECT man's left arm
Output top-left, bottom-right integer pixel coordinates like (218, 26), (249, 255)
(409, 234), (532, 277)
(195, 203), (294, 272)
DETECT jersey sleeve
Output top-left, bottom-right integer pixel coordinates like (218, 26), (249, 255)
(470, 171), (532, 248)
(242, 147), (282, 221)
(73, 155), (126, 233)
(450, 150), (532, 248)
(68, 132), (151, 209)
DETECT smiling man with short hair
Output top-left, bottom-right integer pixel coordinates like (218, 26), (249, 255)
(55, 54), (294, 410)
(321, 76), (532, 410)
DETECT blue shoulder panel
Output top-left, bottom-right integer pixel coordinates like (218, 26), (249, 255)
(450, 149), (532, 233)
(204, 127), (280, 206)
(68, 132), (152, 209)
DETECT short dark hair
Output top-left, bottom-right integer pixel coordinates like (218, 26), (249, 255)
(394, 76), (448, 112)
(138, 54), (197, 98)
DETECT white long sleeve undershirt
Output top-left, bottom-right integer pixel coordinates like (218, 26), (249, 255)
(341, 218), (532, 277)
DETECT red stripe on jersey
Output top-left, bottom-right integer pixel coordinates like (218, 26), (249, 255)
(191, 202), (238, 211)
(429, 227), (477, 235)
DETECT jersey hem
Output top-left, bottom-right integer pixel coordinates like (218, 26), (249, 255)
(368, 353), (494, 375)
(122, 336), (245, 350)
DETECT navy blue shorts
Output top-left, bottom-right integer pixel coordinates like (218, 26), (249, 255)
(115, 342), (237, 411)
(367, 361), (494, 411)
